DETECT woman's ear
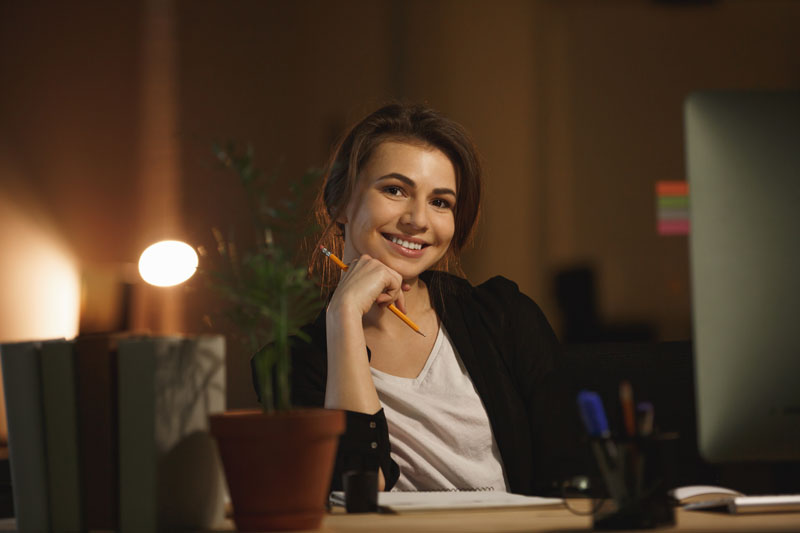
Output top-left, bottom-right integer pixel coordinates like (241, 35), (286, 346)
(334, 211), (347, 238)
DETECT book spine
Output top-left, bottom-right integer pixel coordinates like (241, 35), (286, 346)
(0, 342), (50, 532)
(40, 340), (83, 532)
(75, 336), (118, 530)
(118, 338), (157, 532)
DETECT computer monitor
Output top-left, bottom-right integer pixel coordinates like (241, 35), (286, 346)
(685, 91), (800, 463)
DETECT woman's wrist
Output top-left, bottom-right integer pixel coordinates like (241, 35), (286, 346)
(326, 301), (365, 341)
(326, 297), (361, 320)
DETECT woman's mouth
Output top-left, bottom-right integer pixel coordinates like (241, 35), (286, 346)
(382, 234), (428, 251)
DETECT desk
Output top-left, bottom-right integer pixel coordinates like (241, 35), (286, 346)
(205, 501), (800, 532)
(3, 503), (798, 532)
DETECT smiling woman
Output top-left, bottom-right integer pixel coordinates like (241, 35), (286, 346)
(254, 103), (580, 496)
(312, 104), (482, 291)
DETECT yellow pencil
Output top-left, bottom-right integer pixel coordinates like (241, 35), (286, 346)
(320, 246), (425, 337)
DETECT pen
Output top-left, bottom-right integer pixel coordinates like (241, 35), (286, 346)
(618, 380), (640, 500)
(577, 390), (629, 504)
(636, 401), (654, 437)
(619, 380), (636, 438)
(632, 401), (655, 499)
(319, 246), (425, 337)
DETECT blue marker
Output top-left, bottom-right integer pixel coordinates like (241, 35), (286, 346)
(577, 390), (611, 438)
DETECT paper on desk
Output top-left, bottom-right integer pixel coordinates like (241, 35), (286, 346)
(329, 490), (563, 512)
(684, 494), (800, 514)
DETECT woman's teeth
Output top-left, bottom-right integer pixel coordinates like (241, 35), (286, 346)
(389, 236), (423, 250)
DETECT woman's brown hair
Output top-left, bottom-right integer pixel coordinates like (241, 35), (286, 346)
(310, 102), (482, 291)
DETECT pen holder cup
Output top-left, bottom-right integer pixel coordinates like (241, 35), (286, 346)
(342, 470), (379, 513)
(591, 434), (677, 530)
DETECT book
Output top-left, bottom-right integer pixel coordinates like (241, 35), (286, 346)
(118, 335), (226, 532)
(0, 341), (50, 532)
(329, 490), (563, 513)
(669, 484), (743, 504)
(40, 339), (83, 532)
(74, 334), (119, 530)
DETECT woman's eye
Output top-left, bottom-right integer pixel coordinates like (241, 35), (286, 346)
(383, 186), (403, 196)
(431, 198), (452, 209)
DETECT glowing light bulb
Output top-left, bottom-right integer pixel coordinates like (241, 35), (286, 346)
(138, 240), (198, 287)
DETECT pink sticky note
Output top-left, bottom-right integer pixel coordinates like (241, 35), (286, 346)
(658, 219), (690, 236)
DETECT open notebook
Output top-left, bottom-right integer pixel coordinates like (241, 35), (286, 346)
(329, 490), (563, 513)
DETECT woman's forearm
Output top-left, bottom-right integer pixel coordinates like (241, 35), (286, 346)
(323, 304), (382, 414)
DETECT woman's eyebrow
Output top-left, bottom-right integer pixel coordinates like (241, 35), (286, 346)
(376, 173), (456, 197)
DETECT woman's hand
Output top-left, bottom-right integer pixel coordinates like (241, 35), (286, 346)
(327, 254), (409, 319)
(324, 254), (408, 415)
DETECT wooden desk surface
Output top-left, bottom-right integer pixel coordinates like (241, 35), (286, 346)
(3, 501), (797, 532)
(319, 506), (800, 533)
(208, 501), (800, 532)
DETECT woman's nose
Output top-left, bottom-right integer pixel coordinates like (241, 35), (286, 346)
(401, 199), (428, 230)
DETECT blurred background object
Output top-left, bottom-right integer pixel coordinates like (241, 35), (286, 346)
(1, 0), (799, 412)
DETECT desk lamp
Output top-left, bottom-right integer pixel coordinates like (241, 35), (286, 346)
(137, 240), (198, 287)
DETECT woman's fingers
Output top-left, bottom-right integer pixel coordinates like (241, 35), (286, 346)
(388, 286), (407, 315)
(394, 296), (407, 315)
(336, 254), (406, 315)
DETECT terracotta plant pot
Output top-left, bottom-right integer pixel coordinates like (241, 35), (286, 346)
(209, 408), (344, 531)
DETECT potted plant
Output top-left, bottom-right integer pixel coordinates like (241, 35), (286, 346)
(201, 143), (343, 532)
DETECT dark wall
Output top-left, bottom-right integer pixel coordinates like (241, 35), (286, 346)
(0, 1), (143, 263)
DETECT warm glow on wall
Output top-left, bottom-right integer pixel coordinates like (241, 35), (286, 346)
(138, 240), (198, 287)
(0, 199), (81, 342)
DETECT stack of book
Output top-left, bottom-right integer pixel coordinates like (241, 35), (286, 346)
(0, 334), (227, 532)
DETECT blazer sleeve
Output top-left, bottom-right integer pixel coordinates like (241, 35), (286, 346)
(475, 276), (588, 494)
(251, 314), (401, 491)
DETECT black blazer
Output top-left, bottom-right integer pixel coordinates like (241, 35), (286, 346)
(272, 271), (585, 495)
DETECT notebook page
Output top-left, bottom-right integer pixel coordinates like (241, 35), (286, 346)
(330, 491), (563, 512)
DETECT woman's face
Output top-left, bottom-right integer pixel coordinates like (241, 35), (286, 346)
(341, 141), (457, 282)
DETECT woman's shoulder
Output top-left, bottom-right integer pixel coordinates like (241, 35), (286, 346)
(474, 275), (524, 298)
(472, 276), (537, 323)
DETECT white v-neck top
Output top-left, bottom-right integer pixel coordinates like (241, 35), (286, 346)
(370, 325), (508, 492)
